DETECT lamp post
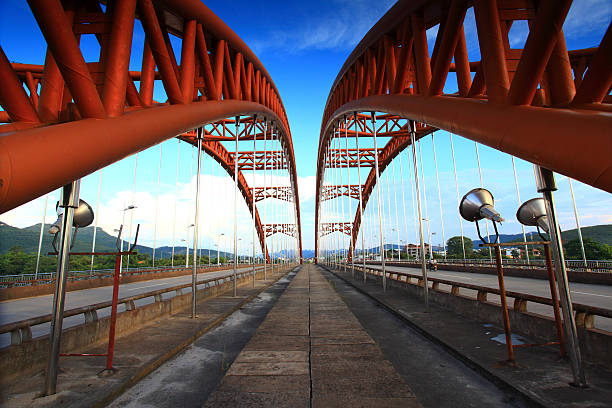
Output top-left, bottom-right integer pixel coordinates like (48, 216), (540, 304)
(120, 205), (136, 275)
(185, 224), (194, 268)
(45, 181), (95, 395)
(533, 166), (587, 387)
(217, 233), (224, 265)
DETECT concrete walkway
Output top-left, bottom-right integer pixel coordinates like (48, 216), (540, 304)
(0, 269), (289, 407)
(204, 265), (420, 407)
(328, 266), (612, 408)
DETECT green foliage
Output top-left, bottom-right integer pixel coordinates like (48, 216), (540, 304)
(447, 236), (473, 258)
(564, 238), (612, 260)
(0, 245), (212, 275)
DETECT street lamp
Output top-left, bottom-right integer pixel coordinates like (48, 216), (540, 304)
(45, 181), (94, 396)
(185, 224), (194, 268)
(238, 238), (243, 264)
(459, 188), (503, 242)
(217, 233), (225, 265)
(114, 205), (136, 275)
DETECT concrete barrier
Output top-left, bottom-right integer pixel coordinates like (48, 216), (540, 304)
(364, 270), (612, 368)
(368, 261), (612, 286)
(0, 265), (253, 301)
(0, 266), (292, 384)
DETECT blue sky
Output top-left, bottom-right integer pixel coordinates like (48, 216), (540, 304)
(1, 1), (611, 254)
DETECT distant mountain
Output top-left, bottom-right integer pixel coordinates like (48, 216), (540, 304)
(0, 223), (230, 258)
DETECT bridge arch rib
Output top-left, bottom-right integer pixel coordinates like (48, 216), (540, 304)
(315, 0), (611, 259)
(0, 0), (302, 259)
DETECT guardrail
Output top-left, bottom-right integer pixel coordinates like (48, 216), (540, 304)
(334, 263), (612, 331)
(0, 263), (259, 288)
(1, 265), (286, 346)
(357, 258), (612, 273)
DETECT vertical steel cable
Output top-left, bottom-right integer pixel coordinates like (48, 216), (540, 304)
(36, 193), (50, 279)
(568, 178), (588, 267)
(431, 133), (446, 259)
(392, 160), (401, 261)
(152, 143), (163, 267)
(398, 150), (410, 260)
(475, 142), (492, 261)
(450, 133), (466, 260)
(89, 171), (103, 275)
(354, 112), (367, 280)
(511, 156), (530, 264)
(171, 139), (180, 267)
(418, 141), (431, 260)
(127, 153), (138, 271)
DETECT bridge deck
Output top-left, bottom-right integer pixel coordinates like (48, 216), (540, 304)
(204, 264), (419, 407)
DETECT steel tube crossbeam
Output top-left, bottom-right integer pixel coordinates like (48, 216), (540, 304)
(323, 95), (612, 193)
(0, 0), (303, 263)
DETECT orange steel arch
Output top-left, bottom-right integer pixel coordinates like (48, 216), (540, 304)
(0, 0), (302, 260)
(315, 0), (611, 259)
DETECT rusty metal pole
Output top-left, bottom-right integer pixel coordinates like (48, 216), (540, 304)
(544, 244), (567, 356)
(493, 244), (515, 362)
(45, 179), (80, 396)
(535, 165), (587, 386)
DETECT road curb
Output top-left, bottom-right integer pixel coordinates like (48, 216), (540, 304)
(322, 266), (547, 408)
(93, 268), (298, 408)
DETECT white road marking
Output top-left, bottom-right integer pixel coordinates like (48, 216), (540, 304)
(126, 282), (170, 291)
(571, 291), (612, 299)
(436, 273), (474, 280)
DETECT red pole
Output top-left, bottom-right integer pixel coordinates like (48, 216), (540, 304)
(494, 244), (514, 362)
(106, 254), (122, 370)
(544, 244), (567, 356)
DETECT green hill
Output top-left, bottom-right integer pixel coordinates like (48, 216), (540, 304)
(0, 222), (229, 258)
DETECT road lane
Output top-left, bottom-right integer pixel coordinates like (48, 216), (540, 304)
(0, 266), (264, 347)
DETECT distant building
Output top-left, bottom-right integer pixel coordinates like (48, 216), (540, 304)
(401, 243), (430, 257)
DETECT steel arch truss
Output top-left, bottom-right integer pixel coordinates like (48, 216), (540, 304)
(315, 0), (611, 260)
(0, 0), (302, 260)
(263, 223), (298, 239)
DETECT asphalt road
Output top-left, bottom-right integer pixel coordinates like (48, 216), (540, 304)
(366, 264), (612, 331)
(0, 265), (267, 347)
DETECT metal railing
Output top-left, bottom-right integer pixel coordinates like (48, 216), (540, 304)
(361, 258), (612, 273)
(331, 263), (612, 332)
(2, 263), (297, 346)
(0, 263), (252, 288)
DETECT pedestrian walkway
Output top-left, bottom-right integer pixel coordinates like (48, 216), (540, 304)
(0, 269), (290, 408)
(204, 264), (420, 407)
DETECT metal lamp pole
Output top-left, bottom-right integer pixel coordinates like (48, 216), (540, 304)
(535, 165), (587, 387)
(45, 180), (80, 396)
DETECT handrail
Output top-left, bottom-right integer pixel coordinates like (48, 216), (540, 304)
(340, 264), (612, 325)
(2, 263), (298, 346)
(0, 264), (256, 288)
(364, 259), (612, 273)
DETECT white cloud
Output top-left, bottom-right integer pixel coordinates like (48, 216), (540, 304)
(250, 0), (395, 54)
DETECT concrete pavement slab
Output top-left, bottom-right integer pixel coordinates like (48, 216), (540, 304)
(204, 264), (421, 407)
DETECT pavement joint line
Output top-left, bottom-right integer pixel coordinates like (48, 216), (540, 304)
(93, 268), (297, 408)
(322, 266), (547, 408)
